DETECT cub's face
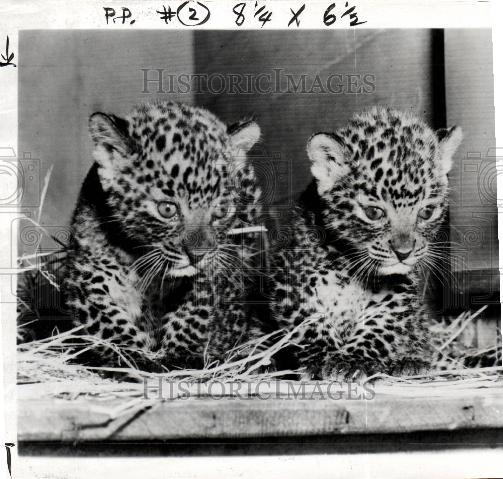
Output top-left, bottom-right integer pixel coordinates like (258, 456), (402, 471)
(89, 102), (261, 278)
(307, 108), (462, 277)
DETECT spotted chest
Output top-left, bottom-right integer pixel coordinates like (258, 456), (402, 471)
(307, 271), (369, 327)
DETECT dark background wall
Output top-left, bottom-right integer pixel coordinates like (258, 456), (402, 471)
(444, 30), (498, 314)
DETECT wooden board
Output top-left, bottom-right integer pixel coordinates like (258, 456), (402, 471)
(18, 389), (503, 442)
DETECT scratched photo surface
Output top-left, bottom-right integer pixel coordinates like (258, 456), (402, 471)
(15, 29), (501, 449)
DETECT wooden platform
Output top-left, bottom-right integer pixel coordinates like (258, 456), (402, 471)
(17, 383), (503, 442)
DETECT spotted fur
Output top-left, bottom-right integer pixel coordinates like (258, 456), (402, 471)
(64, 101), (262, 369)
(270, 107), (463, 378)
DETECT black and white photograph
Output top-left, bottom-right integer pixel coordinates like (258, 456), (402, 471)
(1, 2), (503, 477)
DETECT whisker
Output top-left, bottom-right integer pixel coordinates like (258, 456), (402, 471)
(138, 258), (166, 292)
(131, 251), (162, 273)
(160, 260), (171, 294)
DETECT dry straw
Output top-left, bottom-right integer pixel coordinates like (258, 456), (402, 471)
(17, 308), (503, 404)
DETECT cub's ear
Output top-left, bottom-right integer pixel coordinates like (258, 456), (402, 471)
(88, 112), (133, 165)
(229, 120), (261, 155)
(307, 133), (350, 194)
(436, 126), (463, 175)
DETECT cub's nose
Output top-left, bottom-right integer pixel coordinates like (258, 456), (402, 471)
(389, 239), (415, 262)
(393, 248), (413, 261)
(185, 249), (207, 264)
(182, 228), (217, 264)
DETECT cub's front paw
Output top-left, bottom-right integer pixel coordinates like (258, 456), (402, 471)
(391, 357), (431, 377)
(320, 358), (380, 382)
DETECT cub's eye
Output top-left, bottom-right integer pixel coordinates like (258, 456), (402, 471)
(157, 201), (178, 219)
(214, 201), (235, 220)
(363, 206), (385, 221)
(418, 205), (436, 221)
(213, 208), (226, 219)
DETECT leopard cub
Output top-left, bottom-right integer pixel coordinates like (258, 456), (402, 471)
(64, 101), (262, 369)
(270, 107), (462, 378)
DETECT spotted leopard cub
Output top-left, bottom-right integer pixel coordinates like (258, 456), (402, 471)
(65, 101), (262, 369)
(270, 107), (462, 379)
